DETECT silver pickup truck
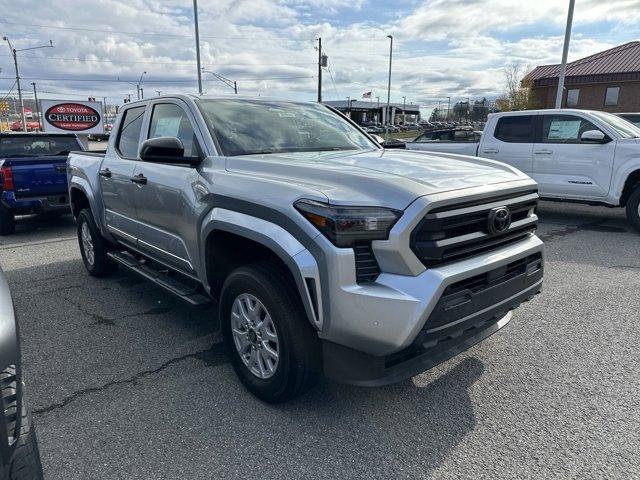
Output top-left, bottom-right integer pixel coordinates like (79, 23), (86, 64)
(68, 95), (544, 403)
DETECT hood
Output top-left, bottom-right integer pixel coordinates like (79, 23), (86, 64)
(226, 148), (531, 210)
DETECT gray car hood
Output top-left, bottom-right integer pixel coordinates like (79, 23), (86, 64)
(226, 148), (531, 210)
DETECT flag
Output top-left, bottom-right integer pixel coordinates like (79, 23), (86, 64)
(362, 91), (372, 99)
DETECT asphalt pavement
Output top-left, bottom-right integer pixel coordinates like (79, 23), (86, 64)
(1, 202), (639, 479)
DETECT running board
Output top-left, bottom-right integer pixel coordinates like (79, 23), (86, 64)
(107, 251), (212, 307)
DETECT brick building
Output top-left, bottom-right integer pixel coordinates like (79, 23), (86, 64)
(524, 41), (640, 113)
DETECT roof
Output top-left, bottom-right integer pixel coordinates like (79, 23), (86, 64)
(324, 100), (420, 112)
(524, 41), (640, 82)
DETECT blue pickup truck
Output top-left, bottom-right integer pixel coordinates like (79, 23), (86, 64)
(0, 133), (84, 235)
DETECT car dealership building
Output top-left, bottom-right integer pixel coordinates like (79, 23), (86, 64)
(323, 100), (421, 125)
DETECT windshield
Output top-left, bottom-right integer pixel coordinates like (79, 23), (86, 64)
(0, 136), (80, 157)
(620, 114), (640, 128)
(196, 99), (378, 156)
(590, 111), (640, 138)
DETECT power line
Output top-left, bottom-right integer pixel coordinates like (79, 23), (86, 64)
(0, 54), (314, 68)
(0, 19), (307, 41)
(0, 75), (315, 83)
(0, 80), (17, 102)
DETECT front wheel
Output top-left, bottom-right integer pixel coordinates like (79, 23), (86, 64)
(626, 186), (640, 233)
(220, 262), (320, 403)
(77, 208), (118, 277)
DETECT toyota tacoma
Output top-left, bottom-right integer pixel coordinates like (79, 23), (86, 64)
(68, 95), (544, 403)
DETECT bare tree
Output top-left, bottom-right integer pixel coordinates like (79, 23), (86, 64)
(497, 64), (537, 111)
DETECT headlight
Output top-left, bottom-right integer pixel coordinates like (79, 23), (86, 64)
(294, 199), (402, 247)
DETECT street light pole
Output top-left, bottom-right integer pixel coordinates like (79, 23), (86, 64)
(447, 96), (451, 121)
(137, 71), (147, 100)
(385, 35), (393, 136)
(193, 0), (203, 95)
(555, 0), (575, 108)
(31, 82), (41, 131)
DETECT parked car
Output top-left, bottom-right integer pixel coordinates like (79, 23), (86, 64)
(617, 113), (640, 128)
(406, 127), (482, 155)
(0, 133), (83, 235)
(9, 121), (40, 133)
(414, 109), (640, 231)
(68, 95), (544, 403)
(88, 124), (113, 142)
(0, 268), (44, 480)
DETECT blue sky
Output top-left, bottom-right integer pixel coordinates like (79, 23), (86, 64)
(0, 0), (638, 112)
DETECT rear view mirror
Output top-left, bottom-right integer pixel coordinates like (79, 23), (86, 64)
(580, 130), (607, 143)
(139, 136), (200, 165)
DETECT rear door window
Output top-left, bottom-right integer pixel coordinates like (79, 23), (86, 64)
(494, 116), (535, 143)
(116, 106), (146, 159)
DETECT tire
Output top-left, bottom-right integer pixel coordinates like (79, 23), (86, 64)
(626, 185), (640, 233)
(0, 402), (44, 480)
(220, 261), (321, 403)
(77, 208), (118, 277)
(0, 207), (15, 236)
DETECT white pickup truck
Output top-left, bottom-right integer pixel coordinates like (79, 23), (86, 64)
(407, 109), (640, 231)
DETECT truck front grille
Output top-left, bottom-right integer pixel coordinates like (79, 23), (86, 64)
(410, 190), (539, 267)
(1, 365), (18, 446)
(353, 242), (380, 283)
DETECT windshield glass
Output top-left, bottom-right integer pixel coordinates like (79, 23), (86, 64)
(196, 99), (377, 156)
(0, 136), (79, 157)
(590, 111), (640, 138)
(621, 114), (640, 128)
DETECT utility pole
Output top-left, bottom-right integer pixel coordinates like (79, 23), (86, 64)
(346, 96), (350, 117)
(556, 0), (575, 108)
(193, 0), (203, 95)
(317, 37), (322, 102)
(447, 96), (451, 121)
(3, 37), (53, 132)
(385, 35), (393, 136)
(31, 82), (41, 131)
(402, 96), (406, 126)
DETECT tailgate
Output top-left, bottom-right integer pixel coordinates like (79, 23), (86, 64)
(9, 156), (68, 198)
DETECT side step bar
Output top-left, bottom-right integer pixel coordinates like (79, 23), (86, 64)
(107, 251), (212, 307)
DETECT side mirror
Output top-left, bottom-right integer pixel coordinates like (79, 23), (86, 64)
(139, 136), (200, 165)
(372, 134), (384, 145)
(580, 130), (607, 143)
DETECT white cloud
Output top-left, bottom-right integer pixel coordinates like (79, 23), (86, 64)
(0, 0), (637, 106)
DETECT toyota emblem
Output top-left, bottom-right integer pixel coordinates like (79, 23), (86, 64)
(487, 206), (512, 235)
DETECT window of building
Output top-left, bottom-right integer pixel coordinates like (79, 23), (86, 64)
(494, 115), (535, 143)
(604, 87), (620, 107)
(566, 89), (580, 107)
(116, 106), (146, 159)
(539, 114), (601, 144)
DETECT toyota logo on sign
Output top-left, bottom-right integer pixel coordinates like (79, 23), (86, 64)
(44, 103), (101, 131)
(487, 206), (512, 235)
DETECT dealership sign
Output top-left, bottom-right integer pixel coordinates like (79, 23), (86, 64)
(41, 100), (104, 134)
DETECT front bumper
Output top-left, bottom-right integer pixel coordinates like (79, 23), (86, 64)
(1, 190), (70, 214)
(320, 234), (544, 358)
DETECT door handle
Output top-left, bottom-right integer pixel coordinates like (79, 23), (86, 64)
(99, 168), (112, 178)
(130, 174), (147, 185)
(482, 148), (499, 154)
(55, 165), (67, 173)
(534, 149), (553, 155)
